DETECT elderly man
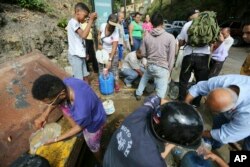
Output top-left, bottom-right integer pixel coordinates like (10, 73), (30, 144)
(185, 74), (250, 150)
(240, 22), (250, 75)
(221, 27), (234, 52)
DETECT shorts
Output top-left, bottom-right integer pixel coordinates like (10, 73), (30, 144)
(68, 54), (89, 79)
(82, 126), (104, 153)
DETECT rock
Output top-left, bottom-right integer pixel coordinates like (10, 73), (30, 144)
(64, 66), (73, 75)
(0, 14), (7, 27)
(63, 4), (68, 9)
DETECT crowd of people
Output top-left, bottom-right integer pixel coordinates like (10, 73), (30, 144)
(31, 2), (250, 167)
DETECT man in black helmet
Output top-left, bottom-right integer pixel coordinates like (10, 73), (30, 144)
(103, 95), (204, 167)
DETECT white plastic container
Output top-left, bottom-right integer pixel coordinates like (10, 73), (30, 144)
(103, 100), (115, 115)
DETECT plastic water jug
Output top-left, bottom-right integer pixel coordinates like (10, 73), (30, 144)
(99, 70), (114, 95)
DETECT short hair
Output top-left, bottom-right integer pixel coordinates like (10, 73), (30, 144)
(118, 12), (124, 17)
(243, 21), (250, 28)
(134, 12), (141, 17)
(222, 27), (231, 33)
(32, 74), (66, 100)
(151, 12), (163, 27)
(75, 2), (90, 13)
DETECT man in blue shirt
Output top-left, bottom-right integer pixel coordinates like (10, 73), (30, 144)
(185, 74), (250, 150)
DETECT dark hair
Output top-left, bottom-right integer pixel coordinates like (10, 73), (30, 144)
(32, 74), (66, 100)
(151, 12), (163, 27)
(107, 14), (118, 35)
(108, 14), (118, 23)
(75, 2), (90, 13)
(134, 12), (141, 17)
(243, 21), (250, 28)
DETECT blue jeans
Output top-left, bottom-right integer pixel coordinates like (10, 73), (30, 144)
(136, 64), (170, 98)
(180, 151), (215, 167)
(120, 68), (138, 84)
(206, 113), (250, 150)
(68, 54), (89, 79)
(118, 44), (123, 61)
(131, 37), (142, 51)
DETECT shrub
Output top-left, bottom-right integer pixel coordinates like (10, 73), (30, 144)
(18, 0), (47, 12)
(57, 18), (68, 29)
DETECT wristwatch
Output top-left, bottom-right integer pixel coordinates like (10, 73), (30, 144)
(108, 57), (112, 62)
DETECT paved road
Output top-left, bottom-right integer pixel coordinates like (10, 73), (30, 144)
(221, 46), (249, 75)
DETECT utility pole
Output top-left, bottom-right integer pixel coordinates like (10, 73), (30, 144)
(159, 0), (163, 12)
(124, 0), (127, 17)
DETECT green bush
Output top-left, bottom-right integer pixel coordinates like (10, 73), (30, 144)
(18, 0), (47, 12)
(57, 18), (68, 29)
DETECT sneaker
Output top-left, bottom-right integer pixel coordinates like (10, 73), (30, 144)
(134, 91), (141, 101)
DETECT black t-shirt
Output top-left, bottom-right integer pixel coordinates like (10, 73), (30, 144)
(103, 96), (167, 167)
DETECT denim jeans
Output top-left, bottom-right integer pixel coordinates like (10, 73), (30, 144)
(68, 54), (89, 79)
(118, 44), (123, 61)
(205, 113), (250, 150)
(131, 37), (142, 51)
(180, 151), (215, 167)
(120, 67), (145, 84)
(120, 68), (139, 84)
(136, 64), (170, 98)
(178, 54), (209, 106)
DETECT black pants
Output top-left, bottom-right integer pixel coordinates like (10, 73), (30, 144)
(178, 54), (209, 106)
(209, 59), (224, 78)
(86, 39), (99, 73)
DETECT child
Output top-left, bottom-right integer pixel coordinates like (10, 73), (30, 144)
(32, 74), (106, 162)
(67, 2), (97, 84)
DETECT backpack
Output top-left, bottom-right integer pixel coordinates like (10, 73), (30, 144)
(187, 11), (220, 47)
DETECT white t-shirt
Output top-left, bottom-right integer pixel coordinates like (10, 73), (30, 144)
(67, 18), (86, 57)
(100, 23), (119, 53)
(177, 21), (211, 56)
(224, 35), (234, 52)
(122, 51), (146, 69)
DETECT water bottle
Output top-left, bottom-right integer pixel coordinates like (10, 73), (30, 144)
(99, 68), (114, 95)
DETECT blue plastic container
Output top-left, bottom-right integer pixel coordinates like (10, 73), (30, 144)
(99, 72), (114, 95)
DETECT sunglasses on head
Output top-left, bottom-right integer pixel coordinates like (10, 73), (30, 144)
(46, 90), (66, 106)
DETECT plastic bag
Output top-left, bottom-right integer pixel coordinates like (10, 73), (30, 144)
(29, 123), (61, 154)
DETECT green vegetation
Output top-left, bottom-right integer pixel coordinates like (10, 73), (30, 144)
(147, 0), (250, 23)
(57, 18), (68, 29)
(18, 0), (48, 12)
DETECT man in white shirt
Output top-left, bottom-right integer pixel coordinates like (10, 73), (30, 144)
(177, 9), (210, 107)
(221, 27), (234, 52)
(120, 50), (146, 87)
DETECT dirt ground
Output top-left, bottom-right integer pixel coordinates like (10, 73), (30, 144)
(92, 46), (249, 166)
